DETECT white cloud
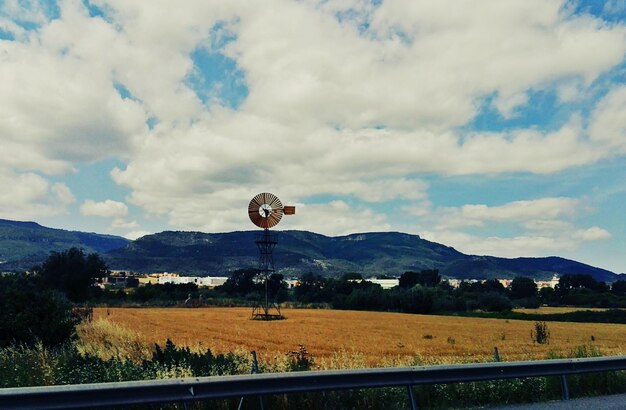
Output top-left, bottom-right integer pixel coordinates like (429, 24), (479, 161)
(421, 230), (573, 257)
(418, 195), (610, 258)
(493, 92), (529, 119)
(0, 170), (75, 219)
(573, 226), (612, 241)
(124, 230), (152, 240)
(80, 199), (128, 219)
(111, 218), (140, 230)
(2, 0), (626, 241)
(588, 85), (626, 153)
(287, 201), (391, 236)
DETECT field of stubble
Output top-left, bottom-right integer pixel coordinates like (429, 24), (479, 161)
(94, 307), (626, 366)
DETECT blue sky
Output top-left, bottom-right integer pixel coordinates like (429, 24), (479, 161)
(1, 0), (626, 273)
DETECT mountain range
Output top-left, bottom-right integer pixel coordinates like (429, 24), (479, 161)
(0, 218), (621, 282)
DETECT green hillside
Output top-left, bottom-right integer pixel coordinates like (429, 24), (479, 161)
(0, 219), (129, 271)
(0, 219), (620, 282)
(104, 230), (621, 282)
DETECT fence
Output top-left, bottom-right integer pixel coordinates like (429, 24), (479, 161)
(1, 355), (625, 409)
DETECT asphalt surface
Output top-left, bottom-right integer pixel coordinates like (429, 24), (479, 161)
(479, 393), (626, 409)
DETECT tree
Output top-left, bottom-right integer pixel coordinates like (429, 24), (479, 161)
(480, 279), (507, 294)
(34, 247), (108, 302)
(220, 268), (260, 296)
(611, 280), (626, 296)
(399, 269), (441, 288)
(294, 273), (329, 303)
(555, 274), (608, 295)
(0, 274), (78, 347)
(509, 277), (537, 299)
(267, 273), (287, 300)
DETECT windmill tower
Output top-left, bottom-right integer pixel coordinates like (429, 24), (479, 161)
(247, 193), (295, 320)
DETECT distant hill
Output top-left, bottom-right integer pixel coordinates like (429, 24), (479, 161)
(0, 219), (130, 271)
(104, 230), (621, 282)
(0, 219), (620, 282)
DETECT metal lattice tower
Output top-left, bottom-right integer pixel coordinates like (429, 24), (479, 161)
(247, 193), (295, 321)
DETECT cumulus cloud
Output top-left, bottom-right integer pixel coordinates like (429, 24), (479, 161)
(0, 170), (75, 219)
(435, 197), (581, 229)
(80, 199), (128, 219)
(588, 85), (626, 153)
(287, 201), (391, 236)
(419, 195), (610, 258)
(2, 0), (626, 245)
(124, 230), (152, 240)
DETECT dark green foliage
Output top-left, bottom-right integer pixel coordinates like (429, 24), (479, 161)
(531, 321), (550, 344)
(510, 276), (538, 299)
(56, 352), (146, 384)
(219, 268), (261, 296)
(341, 272), (363, 280)
(294, 272), (329, 303)
(611, 280), (626, 296)
(399, 269), (441, 288)
(0, 340), (249, 388)
(130, 283), (199, 303)
(34, 247), (108, 302)
(0, 274), (78, 347)
(2, 341), (625, 408)
(286, 345), (314, 371)
(393, 286), (435, 314)
(0, 219), (128, 271)
(477, 292), (513, 312)
(103, 229), (620, 282)
(515, 297), (541, 309)
(555, 274), (609, 295)
(480, 279), (507, 294)
(152, 339), (246, 376)
(267, 273), (288, 301)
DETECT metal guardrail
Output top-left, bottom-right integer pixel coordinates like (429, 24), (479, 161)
(1, 356), (625, 409)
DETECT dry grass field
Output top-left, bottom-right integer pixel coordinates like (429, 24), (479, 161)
(93, 307), (626, 367)
(512, 306), (618, 314)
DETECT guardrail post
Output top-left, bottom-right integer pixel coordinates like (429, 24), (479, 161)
(238, 351), (265, 410)
(560, 375), (570, 400)
(406, 385), (417, 410)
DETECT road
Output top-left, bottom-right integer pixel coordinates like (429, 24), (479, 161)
(482, 393), (626, 409)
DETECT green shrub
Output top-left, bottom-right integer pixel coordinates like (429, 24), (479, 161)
(0, 274), (78, 347)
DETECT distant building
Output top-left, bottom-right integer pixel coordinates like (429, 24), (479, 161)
(535, 275), (559, 289)
(157, 274), (227, 288)
(498, 279), (513, 288)
(365, 278), (399, 289)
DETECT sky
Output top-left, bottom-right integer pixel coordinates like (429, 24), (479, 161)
(1, 0), (626, 273)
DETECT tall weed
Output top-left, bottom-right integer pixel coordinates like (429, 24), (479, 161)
(75, 318), (152, 363)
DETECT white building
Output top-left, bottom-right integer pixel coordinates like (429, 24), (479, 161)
(158, 274), (228, 288)
(365, 278), (399, 289)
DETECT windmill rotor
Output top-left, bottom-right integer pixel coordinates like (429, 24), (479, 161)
(248, 192), (294, 229)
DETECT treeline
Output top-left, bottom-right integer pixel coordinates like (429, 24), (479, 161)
(215, 269), (626, 315)
(4, 247), (626, 348)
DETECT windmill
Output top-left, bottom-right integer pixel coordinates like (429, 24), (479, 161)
(248, 193), (295, 320)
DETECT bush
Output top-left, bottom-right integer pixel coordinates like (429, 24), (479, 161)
(531, 321), (550, 344)
(515, 297), (541, 309)
(0, 274), (78, 347)
(477, 292), (512, 312)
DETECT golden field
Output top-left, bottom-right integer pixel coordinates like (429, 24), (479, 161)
(93, 307), (626, 367)
(513, 306), (618, 314)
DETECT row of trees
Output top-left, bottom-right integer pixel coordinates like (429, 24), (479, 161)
(4, 246), (625, 347)
(218, 269), (626, 313)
